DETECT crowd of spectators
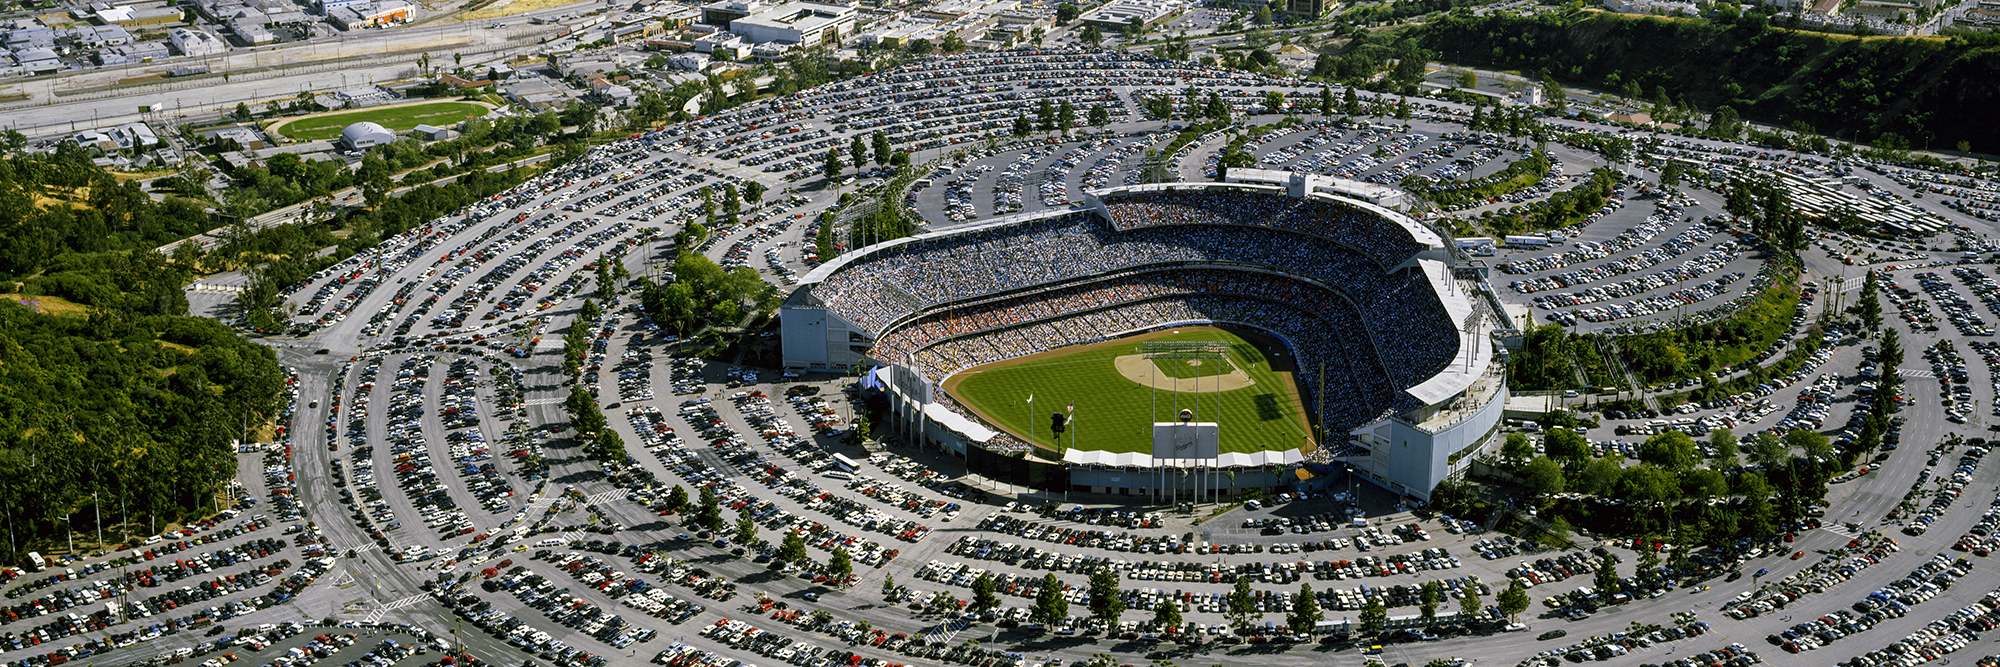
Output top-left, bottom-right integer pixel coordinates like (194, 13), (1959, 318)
(1099, 190), (1428, 268)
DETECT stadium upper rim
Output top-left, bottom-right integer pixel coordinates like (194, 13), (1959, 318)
(789, 180), (1499, 409)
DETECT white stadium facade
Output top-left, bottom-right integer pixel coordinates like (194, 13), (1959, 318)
(780, 176), (1514, 502)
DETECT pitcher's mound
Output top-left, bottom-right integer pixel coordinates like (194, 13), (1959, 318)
(1112, 354), (1256, 392)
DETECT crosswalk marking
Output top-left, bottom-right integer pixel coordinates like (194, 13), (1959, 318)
(1900, 368), (1935, 379)
(365, 593), (429, 624)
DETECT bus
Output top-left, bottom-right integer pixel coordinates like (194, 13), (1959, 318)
(832, 453), (861, 472)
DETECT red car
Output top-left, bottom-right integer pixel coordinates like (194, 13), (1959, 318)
(1791, 551), (1804, 560)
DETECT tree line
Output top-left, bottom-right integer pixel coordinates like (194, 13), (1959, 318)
(1409, 11), (2000, 153)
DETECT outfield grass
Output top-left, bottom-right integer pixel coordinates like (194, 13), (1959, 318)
(278, 102), (487, 141)
(946, 327), (1312, 455)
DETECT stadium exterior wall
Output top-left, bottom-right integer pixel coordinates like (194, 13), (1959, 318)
(1350, 376), (1508, 501)
(779, 297), (873, 371)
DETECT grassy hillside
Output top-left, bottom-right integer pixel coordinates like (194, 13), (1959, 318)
(1412, 11), (2000, 152)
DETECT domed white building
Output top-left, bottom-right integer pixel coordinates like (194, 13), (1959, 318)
(338, 121), (396, 151)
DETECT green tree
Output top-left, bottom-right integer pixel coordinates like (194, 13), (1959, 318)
(1033, 573), (1068, 625)
(1419, 580), (1441, 626)
(1710, 428), (1740, 468)
(1543, 427), (1591, 461)
(734, 507), (758, 545)
(970, 572), (1000, 613)
(1858, 270), (1882, 330)
(849, 135), (867, 171)
(1748, 430), (1789, 467)
(1012, 114), (1033, 137)
(1358, 599), (1387, 636)
(1521, 456), (1566, 496)
(1786, 429), (1833, 461)
(1459, 582), (1483, 620)
(1036, 99), (1056, 132)
(1056, 2), (1080, 23)
(778, 529), (809, 562)
(696, 484), (722, 530)
(1593, 554), (1620, 596)
(1638, 431), (1698, 470)
(1153, 599), (1182, 630)
(1226, 576), (1260, 628)
(1497, 579), (1529, 622)
(593, 429), (626, 463)
(233, 102), (253, 122)
(1541, 74), (1567, 111)
(1288, 583), (1323, 633)
(1057, 101), (1076, 134)
(1503, 433), (1535, 463)
(1080, 24), (1103, 47)
(1709, 105), (1743, 140)
(665, 484), (690, 515)
(1635, 545), (1661, 583)
(1087, 565), (1125, 627)
(829, 547), (853, 579)
(822, 148), (844, 182)
(1088, 103), (1110, 127)
(871, 131), (892, 166)
(1577, 456), (1624, 496)
(1265, 90), (1286, 115)
(742, 180), (766, 205)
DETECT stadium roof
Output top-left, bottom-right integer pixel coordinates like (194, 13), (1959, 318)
(922, 403), (995, 443)
(1061, 448), (1303, 467)
(1402, 257), (1493, 405)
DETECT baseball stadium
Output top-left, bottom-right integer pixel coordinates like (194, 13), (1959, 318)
(780, 173), (1513, 502)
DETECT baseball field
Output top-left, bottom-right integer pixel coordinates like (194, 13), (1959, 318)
(942, 326), (1313, 455)
(275, 101), (489, 141)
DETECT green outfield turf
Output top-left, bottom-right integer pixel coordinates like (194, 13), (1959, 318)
(278, 102), (487, 141)
(945, 327), (1312, 455)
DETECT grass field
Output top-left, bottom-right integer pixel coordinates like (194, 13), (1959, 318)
(945, 327), (1312, 455)
(277, 102), (487, 141)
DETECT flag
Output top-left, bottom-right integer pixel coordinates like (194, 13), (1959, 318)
(1027, 394), (1034, 404)
(1067, 403), (1074, 414)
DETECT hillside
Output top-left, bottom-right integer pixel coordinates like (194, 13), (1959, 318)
(0, 138), (286, 563)
(1411, 11), (2000, 152)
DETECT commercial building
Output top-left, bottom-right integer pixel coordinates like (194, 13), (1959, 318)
(728, 1), (853, 47)
(337, 121), (395, 150)
(1282, 0), (1340, 18)
(1077, 0), (1185, 30)
(700, 0), (770, 27)
(169, 27), (226, 57)
(325, 0), (412, 30)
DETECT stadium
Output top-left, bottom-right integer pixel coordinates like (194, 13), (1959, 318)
(781, 173), (1513, 502)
